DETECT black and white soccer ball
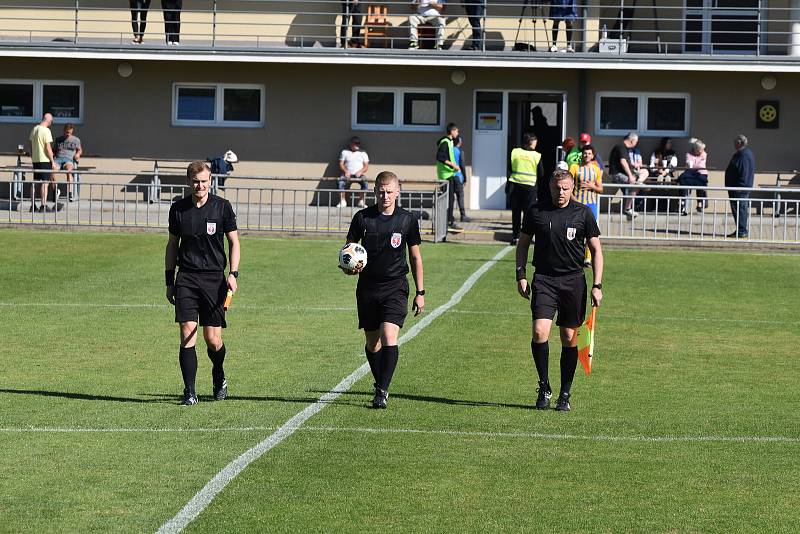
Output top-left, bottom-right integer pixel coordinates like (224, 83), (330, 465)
(339, 242), (368, 272)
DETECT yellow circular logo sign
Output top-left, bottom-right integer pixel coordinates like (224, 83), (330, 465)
(759, 104), (777, 123)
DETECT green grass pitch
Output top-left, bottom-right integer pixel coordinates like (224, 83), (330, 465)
(0, 228), (798, 533)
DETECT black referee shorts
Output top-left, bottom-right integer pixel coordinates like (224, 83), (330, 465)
(531, 272), (587, 328)
(175, 270), (228, 328)
(356, 277), (409, 331)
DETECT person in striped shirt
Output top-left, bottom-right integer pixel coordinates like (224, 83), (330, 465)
(569, 145), (603, 267)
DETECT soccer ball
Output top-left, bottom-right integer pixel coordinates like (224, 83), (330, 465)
(339, 242), (367, 272)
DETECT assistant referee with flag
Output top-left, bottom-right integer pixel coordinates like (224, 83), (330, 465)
(515, 168), (603, 411)
(165, 161), (240, 406)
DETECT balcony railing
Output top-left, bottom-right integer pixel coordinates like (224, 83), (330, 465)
(0, 1), (798, 58)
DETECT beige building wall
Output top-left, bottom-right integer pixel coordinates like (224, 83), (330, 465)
(0, 57), (795, 199)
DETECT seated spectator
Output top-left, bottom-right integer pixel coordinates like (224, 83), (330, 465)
(338, 136), (369, 208)
(677, 138), (709, 214)
(409, 0), (445, 50)
(609, 132), (647, 220)
(649, 136), (678, 181)
(52, 123), (82, 202)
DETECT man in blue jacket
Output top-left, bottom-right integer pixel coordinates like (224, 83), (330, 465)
(724, 134), (755, 238)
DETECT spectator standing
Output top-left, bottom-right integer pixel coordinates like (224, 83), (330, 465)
(28, 113), (59, 213)
(161, 0), (182, 45)
(562, 136), (580, 167)
(507, 133), (543, 245)
(579, 132), (603, 170)
(409, 0), (445, 50)
(338, 136), (370, 208)
(436, 122), (462, 229)
(462, 0), (485, 50)
(52, 123), (82, 202)
(724, 134), (755, 238)
(569, 144), (603, 267)
(676, 138), (709, 214)
(452, 136), (470, 222)
(549, 0), (577, 52)
(340, 0), (363, 47)
(609, 132), (647, 220)
(130, 0), (152, 44)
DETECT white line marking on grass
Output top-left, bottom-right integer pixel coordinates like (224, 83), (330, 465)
(3, 425), (798, 444)
(155, 246), (513, 534)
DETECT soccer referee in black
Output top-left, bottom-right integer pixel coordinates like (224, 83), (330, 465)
(165, 161), (240, 406)
(344, 171), (425, 409)
(515, 168), (603, 411)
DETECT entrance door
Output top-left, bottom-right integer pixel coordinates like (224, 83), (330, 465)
(471, 90), (565, 210)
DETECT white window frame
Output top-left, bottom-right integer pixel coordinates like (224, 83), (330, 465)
(351, 87), (445, 131)
(595, 91), (690, 137)
(0, 79), (83, 124)
(172, 83), (265, 128)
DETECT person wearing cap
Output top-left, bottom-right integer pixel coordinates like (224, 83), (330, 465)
(579, 132), (603, 170)
(338, 136), (370, 208)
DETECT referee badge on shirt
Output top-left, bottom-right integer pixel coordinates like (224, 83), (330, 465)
(566, 227), (576, 241)
(390, 232), (402, 248)
(206, 222), (217, 235)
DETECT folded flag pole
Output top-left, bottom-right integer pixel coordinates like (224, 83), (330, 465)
(577, 306), (596, 375)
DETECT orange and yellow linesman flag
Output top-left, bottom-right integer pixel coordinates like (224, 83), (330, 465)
(576, 307), (596, 375)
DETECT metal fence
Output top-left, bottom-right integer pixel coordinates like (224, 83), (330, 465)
(0, 1), (798, 57)
(598, 183), (800, 243)
(0, 171), (450, 242)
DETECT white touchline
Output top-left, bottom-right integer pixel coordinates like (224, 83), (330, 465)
(155, 246), (513, 534)
(2, 425), (798, 444)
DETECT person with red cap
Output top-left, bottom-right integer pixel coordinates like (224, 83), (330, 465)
(579, 132), (604, 170)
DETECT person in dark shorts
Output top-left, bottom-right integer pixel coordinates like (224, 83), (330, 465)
(165, 161), (240, 406)
(515, 169), (604, 411)
(343, 171), (425, 409)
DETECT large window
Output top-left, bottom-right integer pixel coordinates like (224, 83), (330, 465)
(684, 0), (761, 54)
(0, 80), (82, 123)
(173, 84), (264, 127)
(596, 92), (689, 136)
(352, 87), (444, 131)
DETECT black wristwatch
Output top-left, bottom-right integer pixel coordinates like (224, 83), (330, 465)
(230, 271), (239, 279)
(416, 290), (425, 296)
(592, 283), (602, 290)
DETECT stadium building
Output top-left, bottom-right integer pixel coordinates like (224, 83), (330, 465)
(0, 1), (798, 209)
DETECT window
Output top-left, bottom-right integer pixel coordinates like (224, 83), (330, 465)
(684, 0), (761, 54)
(173, 84), (264, 127)
(0, 80), (82, 123)
(596, 92), (689, 136)
(352, 87), (444, 131)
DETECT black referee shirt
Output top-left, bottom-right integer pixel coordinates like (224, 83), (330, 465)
(168, 194), (237, 272)
(346, 205), (422, 282)
(521, 200), (600, 276)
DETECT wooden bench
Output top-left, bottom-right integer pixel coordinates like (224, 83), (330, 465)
(752, 170), (800, 217)
(0, 159), (96, 201)
(132, 157), (230, 203)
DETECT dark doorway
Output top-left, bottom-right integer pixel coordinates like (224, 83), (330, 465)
(507, 92), (564, 184)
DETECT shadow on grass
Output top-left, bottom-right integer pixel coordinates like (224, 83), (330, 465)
(312, 389), (533, 410)
(0, 388), (169, 404)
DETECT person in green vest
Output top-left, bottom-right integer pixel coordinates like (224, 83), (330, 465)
(507, 133), (543, 245)
(436, 122), (462, 230)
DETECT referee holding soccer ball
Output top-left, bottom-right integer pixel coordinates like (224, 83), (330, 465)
(343, 171), (425, 409)
(165, 161), (240, 406)
(515, 168), (603, 412)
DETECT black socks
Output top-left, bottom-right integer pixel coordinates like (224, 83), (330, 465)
(208, 344), (226, 384)
(560, 346), (579, 395)
(365, 346), (381, 385)
(531, 340), (549, 385)
(179, 346), (197, 393)
(378, 345), (399, 392)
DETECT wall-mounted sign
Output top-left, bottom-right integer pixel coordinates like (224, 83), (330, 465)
(756, 100), (779, 129)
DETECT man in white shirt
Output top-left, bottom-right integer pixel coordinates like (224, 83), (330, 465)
(338, 136), (370, 208)
(409, 0), (445, 49)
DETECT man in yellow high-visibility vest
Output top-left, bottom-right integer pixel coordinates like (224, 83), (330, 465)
(436, 122), (462, 230)
(507, 133), (543, 245)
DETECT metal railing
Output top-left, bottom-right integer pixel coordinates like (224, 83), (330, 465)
(0, 1), (798, 57)
(598, 183), (800, 243)
(0, 170), (450, 242)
